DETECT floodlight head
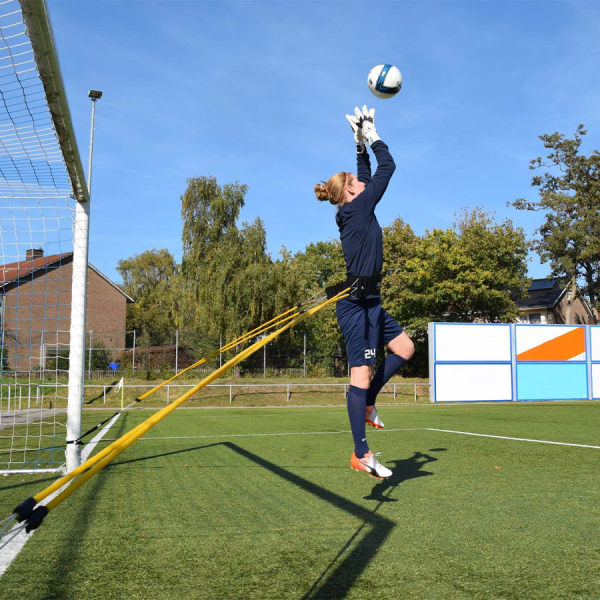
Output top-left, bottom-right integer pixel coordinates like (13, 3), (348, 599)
(88, 90), (103, 100)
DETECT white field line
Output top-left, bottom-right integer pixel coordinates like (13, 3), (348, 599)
(102, 427), (425, 442)
(426, 428), (600, 449)
(0, 413), (121, 577)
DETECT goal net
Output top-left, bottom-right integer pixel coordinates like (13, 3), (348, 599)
(0, 0), (89, 473)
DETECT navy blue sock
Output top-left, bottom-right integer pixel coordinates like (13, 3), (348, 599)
(366, 354), (406, 407)
(347, 385), (369, 457)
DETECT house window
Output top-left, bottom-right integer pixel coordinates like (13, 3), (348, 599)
(529, 313), (541, 324)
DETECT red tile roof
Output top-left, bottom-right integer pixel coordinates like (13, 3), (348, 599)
(1, 253), (134, 303)
(0, 252), (73, 285)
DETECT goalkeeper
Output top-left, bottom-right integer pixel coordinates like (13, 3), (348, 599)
(314, 106), (414, 479)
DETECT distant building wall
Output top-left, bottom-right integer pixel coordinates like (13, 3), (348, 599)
(2, 260), (72, 370)
(86, 267), (127, 354)
(1, 261), (128, 370)
(551, 294), (591, 325)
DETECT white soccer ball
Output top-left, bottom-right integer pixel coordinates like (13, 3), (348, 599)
(367, 64), (402, 99)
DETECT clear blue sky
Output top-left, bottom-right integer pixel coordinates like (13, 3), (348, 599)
(49, 0), (600, 282)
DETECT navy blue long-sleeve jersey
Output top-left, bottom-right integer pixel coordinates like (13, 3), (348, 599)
(335, 140), (396, 277)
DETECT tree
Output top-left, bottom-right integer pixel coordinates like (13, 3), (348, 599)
(384, 208), (530, 375)
(88, 340), (111, 370)
(382, 217), (419, 284)
(292, 240), (346, 293)
(116, 248), (178, 345)
(180, 176), (291, 352)
(511, 125), (600, 323)
(180, 175), (246, 340)
(289, 240), (347, 373)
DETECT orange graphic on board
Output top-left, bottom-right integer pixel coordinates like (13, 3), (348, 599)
(517, 327), (585, 362)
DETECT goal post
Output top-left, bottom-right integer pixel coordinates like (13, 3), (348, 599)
(0, 0), (90, 473)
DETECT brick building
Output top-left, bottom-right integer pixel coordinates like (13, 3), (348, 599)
(0, 249), (134, 370)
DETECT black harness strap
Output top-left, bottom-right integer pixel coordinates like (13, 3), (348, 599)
(325, 273), (381, 300)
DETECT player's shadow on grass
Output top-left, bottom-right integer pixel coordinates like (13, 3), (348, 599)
(222, 442), (440, 600)
(300, 448), (446, 599)
(363, 449), (446, 503)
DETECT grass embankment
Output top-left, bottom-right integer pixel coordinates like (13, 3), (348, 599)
(1, 375), (430, 409)
(80, 375), (430, 408)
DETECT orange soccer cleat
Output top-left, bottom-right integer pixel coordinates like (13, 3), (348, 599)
(350, 450), (392, 479)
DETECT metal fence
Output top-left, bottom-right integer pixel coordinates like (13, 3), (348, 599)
(84, 381), (429, 404)
(47, 329), (350, 378)
(0, 381), (429, 407)
(3, 328), (386, 379)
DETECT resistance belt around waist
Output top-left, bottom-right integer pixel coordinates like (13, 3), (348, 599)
(325, 273), (382, 300)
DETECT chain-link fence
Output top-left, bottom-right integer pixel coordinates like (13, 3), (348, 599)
(1, 328), (423, 381)
(33, 329), (353, 380)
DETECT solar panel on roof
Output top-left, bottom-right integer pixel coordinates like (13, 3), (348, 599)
(530, 279), (556, 291)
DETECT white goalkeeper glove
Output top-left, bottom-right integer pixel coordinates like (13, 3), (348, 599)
(345, 112), (366, 153)
(354, 105), (380, 145)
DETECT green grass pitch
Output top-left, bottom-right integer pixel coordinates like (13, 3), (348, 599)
(1, 402), (600, 599)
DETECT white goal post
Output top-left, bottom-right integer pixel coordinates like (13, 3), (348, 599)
(0, 0), (90, 473)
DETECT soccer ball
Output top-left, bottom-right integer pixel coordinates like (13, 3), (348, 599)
(367, 64), (402, 99)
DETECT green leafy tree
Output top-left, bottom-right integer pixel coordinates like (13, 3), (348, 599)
(382, 217), (419, 286)
(88, 340), (111, 370)
(180, 176), (247, 341)
(289, 240), (346, 373)
(292, 240), (346, 293)
(116, 248), (178, 345)
(385, 208), (530, 375)
(180, 176), (289, 351)
(511, 125), (600, 323)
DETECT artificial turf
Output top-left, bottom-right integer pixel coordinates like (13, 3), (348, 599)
(1, 402), (599, 599)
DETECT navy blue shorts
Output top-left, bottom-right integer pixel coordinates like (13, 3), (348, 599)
(336, 297), (404, 367)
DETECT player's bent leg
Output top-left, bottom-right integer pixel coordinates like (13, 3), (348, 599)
(350, 450), (392, 479)
(366, 333), (415, 428)
(387, 331), (415, 360)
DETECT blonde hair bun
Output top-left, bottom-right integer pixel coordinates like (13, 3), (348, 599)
(314, 182), (331, 202)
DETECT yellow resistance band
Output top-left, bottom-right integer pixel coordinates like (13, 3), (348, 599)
(23, 290), (348, 521)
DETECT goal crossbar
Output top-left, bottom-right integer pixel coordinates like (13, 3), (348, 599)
(20, 0), (88, 203)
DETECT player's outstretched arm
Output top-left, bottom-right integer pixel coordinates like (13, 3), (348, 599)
(353, 106), (395, 212)
(347, 111), (372, 185)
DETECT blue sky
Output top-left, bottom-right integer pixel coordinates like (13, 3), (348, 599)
(49, 0), (600, 282)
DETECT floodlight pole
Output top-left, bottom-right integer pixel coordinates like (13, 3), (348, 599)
(65, 90), (102, 472)
(86, 90), (102, 195)
(303, 332), (307, 378)
(175, 329), (179, 375)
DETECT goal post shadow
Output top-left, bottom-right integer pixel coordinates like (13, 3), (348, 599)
(106, 440), (443, 598)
